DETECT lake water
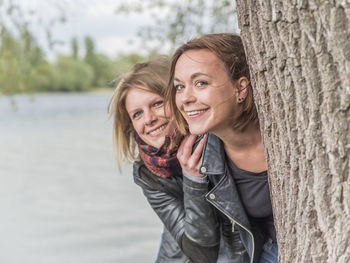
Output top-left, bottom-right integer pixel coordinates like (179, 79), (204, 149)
(0, 93), (162, 263)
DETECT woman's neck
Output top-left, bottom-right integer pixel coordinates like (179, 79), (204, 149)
(214, 122), (262, 151)
(213, 123), (267, 173)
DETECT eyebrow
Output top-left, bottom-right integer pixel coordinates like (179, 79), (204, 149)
(127, 108), (140, 115)
(127, 96), (163, 114)
(174, 72), (210, 82)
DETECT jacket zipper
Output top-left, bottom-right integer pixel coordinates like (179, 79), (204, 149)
(207, 198), (255, 263)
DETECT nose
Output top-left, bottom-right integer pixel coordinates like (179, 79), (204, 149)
(180, 85), (196, 105)
(144, 109), (157, 126)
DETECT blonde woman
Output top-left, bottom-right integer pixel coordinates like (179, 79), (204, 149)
(109, 56), (220, 263)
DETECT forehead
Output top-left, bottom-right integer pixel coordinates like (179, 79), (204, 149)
(125, 85), (162, 110)
(175, 49), (224, 73)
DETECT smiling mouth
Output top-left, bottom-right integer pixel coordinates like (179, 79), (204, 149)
(148, 123), (168, 136)
(185, 109), (209, 118)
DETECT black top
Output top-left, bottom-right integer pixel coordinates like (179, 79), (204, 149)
(227, 156), (277, 242)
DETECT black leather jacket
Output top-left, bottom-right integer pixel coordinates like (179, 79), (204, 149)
(133, 160), (220, 263)
(201, 133), (267, 263)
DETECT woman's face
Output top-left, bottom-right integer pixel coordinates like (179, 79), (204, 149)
(174, 49), (238, 135)
(125, 86), (176, 148)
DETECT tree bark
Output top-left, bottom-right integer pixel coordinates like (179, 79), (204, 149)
(235, 1), (350, 262)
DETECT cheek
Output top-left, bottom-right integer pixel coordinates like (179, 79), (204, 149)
(167, 121), (177, 134)
(210, 89), (233, 107)
(131, 120), (143, 134)
(163, 105), (172, 119)
(175, 94), (182, 109)
(155, 107), (167, 118)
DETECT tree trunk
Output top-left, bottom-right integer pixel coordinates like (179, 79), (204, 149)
(235, 1), (350, 262)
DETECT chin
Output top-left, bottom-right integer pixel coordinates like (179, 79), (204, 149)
(149, 137), (166, 148)
(189, 125), (208, 135)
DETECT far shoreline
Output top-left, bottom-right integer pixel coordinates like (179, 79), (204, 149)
(87, 87), (115, 94)
(0, 88), (115, 97)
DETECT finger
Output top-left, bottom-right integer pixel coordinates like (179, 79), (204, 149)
(191, 134), (206, 163)
(177, 135), (190, 162)
(181, 134), (197, 160)
(187, 134), (206, 169)
(195, 136), (207, 170)
(177, 136), (185, 158)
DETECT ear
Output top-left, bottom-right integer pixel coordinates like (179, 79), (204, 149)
(236, 77), (249, 103)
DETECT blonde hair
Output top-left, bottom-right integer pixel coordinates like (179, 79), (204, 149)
(167, 33), (258, 134)
(109, 55), (170, 168)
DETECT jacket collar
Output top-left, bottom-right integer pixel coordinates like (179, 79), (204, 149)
(201, 133), (252, 230)
(200, 133), (226, 175)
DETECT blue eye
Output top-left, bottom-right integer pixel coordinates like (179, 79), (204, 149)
(174, 84), (184, 91)
(133, 111), (142, 119)
(153, 100), (163, 107)
(196, 81), (208, 87)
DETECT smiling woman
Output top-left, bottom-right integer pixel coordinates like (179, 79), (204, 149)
(108, 56), (220, 263)
(125, 86), (176, 148)
(167, 33), (278, 263)
(173, 49), (239, 135)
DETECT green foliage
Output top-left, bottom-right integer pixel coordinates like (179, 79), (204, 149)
(50, 56), (94, 92)
(116, 0), (238, 50)
(84, 36), (95, 64)
(0, 24), (47, 94)
(92, 53), (117, 87)
(83, 36), (116, 88)
(112, 53), (147, 80)
(0, 24), (147, 94)
(106, 53), (148, 89)
(29, 61), (55, 91)
(0, 0), (67, 95)
(71, 37), (78, 60)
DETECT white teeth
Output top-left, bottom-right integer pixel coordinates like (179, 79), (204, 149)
(187, 109), (207, 116)
(149, 124), (167, 135)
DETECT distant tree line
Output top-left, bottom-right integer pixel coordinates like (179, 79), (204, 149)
(0, 1), (145, 95)
(0, 29), (145, 94)
(18, 35), (145, 93)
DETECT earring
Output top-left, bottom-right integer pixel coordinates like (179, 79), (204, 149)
(238, 98), (243, 103)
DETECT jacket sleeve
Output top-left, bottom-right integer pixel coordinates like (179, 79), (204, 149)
(133, 162), (220, 263)
(181, 175), (220, 263)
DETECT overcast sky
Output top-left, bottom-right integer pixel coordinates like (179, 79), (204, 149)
(19, 0), (158, 59)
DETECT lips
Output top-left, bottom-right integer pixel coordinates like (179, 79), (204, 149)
(185, 108), (209, 118)
(147, 123), (168, 136)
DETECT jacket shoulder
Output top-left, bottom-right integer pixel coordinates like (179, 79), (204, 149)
(133, 160), (165, 191)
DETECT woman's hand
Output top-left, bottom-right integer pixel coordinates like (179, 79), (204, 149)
(177, 134), (207, 178)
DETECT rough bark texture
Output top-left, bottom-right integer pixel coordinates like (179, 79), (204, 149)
(235, 0), (350, 262)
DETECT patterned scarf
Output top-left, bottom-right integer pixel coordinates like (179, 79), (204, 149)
(134, 130), (184, 178)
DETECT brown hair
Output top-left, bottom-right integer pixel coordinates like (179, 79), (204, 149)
(109, 55), (170, 167)
(167, 33), (258, 133)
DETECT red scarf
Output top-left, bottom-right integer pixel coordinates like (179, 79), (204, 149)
(134, 131), (184, 178)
